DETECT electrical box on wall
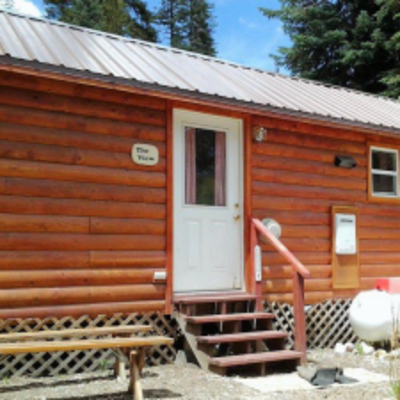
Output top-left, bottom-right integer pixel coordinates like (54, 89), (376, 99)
(335, 214), (357, 255)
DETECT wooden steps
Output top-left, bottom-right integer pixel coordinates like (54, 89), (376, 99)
(210, 350), (303, 368)
(174, 293), (258, 305)
(186, 312), (274, 324)
(197, 330), (287, 344)
(173, 292), (304, 376)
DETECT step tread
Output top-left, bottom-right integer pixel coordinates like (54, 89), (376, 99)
(209, 350), (303, 368)
(186, 312), (274, 324)
(197, 330), (287, 344)
(174, 293), (258, 305)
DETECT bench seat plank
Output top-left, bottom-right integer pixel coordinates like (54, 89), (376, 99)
(0, 336), (173, 355)
(0, 325), (152, 342)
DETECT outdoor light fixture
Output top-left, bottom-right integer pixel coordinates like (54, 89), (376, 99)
(334, 155), (357, 169)
(253, 126), (267, 142)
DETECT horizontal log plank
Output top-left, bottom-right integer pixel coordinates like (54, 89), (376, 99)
(0, 214), (90, 233)
(0, 121), (164, 154)
(360, 253), (400, 264)
(252, 142), (367, 167)
(253, 210), (330, 226)
(252, 154), (367, 179)
(252, 168), (366, 191)
(0, 300), (165, 320)
(0, 250), (165, 269)
(0, 159), (166, 188)
(0, 285), (165, 308)
(0, 105), (166, 142)
(0, 233), (165, 251)
(0, 86), (166, 127)
(263, 265), (332, 279)
(265, 291), (333, 305)
(0, 268), (162, 289)
(0, 196), (165, 219)
(90, 251), (166, 268)
(361, 264), (400, 277)
(0, 71), (167, 110)
(261, 238), (330, 252)
(252, 116), (366, 143)
(263, 252), (331, 266)
(5, 178), (166, 204)
(0, 140), (166, 172)
(90, 218), (165, 235)
(263, 278), (331, 293)
(261, 129), (365, 155)
(253, 182), (366, 203)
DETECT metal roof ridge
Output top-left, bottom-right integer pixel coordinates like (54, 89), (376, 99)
(1, 7), (400, 108)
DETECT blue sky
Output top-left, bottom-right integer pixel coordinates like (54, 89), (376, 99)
(21, 0), (290, 74)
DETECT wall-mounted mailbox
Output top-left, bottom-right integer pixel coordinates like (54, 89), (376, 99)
(335, 214), (357, 255)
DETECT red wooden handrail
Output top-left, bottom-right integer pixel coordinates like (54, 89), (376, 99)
(251, 218), (310, 363)
(252, 219), (310, 278)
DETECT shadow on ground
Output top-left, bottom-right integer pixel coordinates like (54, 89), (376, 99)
(0, 375), (113, 394)
(49, 389), (182, 399)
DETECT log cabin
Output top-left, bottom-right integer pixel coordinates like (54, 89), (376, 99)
(0, 9), (400, 374)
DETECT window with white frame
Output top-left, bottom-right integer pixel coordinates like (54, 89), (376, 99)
(370, 147), (399, 198)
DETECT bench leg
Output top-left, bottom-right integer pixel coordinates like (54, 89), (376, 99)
(128, 351), (143, 400)
(114, 356), (126, 380)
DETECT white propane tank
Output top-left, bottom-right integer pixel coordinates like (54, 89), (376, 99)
(349, 289), (400, 342)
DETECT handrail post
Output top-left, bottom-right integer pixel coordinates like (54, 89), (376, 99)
(293, 272), (306, 364)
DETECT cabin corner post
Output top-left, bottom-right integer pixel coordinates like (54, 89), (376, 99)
(293, 272), (307, 364)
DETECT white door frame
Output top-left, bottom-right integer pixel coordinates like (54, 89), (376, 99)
(172, 109), (244, 293)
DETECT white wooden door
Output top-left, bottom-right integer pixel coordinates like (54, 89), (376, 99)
(173, 109), (243, 293)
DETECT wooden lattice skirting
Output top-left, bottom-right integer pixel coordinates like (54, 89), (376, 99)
(265, 299), (358, 349)
(0, 312), (180, 378)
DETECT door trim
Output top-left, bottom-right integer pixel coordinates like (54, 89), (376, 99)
(172, 108), (244, 294)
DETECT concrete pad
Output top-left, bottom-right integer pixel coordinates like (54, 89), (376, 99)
(234, 368), (389, 393)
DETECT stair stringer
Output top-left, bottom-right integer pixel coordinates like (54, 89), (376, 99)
(174, 311), (210, 371)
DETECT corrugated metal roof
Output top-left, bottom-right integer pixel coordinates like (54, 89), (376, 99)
(1, 8), (400, 134)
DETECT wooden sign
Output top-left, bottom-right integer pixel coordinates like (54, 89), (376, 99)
(131, 144), (159, 166)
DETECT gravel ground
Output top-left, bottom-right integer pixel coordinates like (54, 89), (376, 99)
(0, 349), (395, 400)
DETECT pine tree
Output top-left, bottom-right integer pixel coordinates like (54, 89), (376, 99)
(126, 0), (158, 42)
(185, 0), (216, 56)
(157, 0), (187, 49)
(157, 0), (216, 56)
(261, 0), (400, 99)
(45, 0), (157, 42)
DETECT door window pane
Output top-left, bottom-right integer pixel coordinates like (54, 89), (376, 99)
(185, 127), (226, 206)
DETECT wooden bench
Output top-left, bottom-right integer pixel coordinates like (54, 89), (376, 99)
(0, 326), (173, 400)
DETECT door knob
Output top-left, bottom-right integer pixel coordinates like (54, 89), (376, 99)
(233, 214), (241, 221)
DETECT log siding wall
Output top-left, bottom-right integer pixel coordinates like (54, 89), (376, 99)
(252, 116), (400, 304)
(0, 71), (167, 319)
(1, 69), (400, 318)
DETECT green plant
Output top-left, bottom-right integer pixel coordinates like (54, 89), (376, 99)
(98, 359), (110, 372)
(2, 376), (9, 385)
(355, 342), (364, 356)
(389, 304), (400, 399)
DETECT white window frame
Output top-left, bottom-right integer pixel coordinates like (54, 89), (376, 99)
(370, 146), (399, 198)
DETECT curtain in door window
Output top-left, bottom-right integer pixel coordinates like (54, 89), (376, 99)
(185, 127), (197, 204)
(215, 131), (226, 206)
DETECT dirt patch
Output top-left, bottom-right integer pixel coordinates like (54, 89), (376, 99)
(0, 350), (395, 400)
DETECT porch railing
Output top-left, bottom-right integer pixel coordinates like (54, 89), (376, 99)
(251, 218), (310, 362)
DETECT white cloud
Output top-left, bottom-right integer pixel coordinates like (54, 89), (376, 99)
(13, 0), (42, 17)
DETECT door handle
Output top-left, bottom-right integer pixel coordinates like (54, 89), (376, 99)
(233, 214), (241, 221)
